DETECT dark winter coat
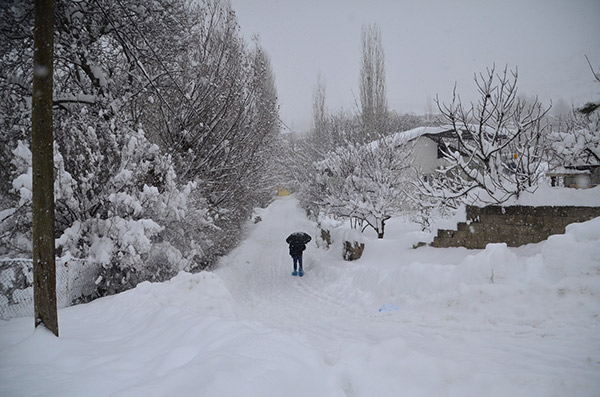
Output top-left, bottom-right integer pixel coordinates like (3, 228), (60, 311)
(286, 232), (311, 258)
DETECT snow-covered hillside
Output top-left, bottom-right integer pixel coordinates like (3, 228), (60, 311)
(1, 196), (599, 396)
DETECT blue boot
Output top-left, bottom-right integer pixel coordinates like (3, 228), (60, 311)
(298, 269), (304, 277)
(291, 270), (298, 276)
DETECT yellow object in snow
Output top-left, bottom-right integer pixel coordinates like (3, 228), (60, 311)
(278, 187), (291, 196)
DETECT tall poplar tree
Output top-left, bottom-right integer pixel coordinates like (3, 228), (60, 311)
(359, 22), (388, 140)
(312, 73), (328, 143)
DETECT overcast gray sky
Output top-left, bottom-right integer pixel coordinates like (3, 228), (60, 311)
(230, 0), (600, 132)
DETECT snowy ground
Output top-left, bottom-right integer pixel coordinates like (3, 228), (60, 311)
(1, 195), (599, 396)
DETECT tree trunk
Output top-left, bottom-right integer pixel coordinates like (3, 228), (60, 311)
(377, 219), (385, 239)
(32, 0), (58, 336)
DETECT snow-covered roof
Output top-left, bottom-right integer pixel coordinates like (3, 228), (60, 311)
(546, 167), (590, 175)
(389, 126), (454, 144)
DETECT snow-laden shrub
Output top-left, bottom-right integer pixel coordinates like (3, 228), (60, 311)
(546, 110), (600, 171)
(0, 141), (77, 256)
(1, 128), (213, 297)
(54, 128), (212, 295)
(0, 141), (33, 256)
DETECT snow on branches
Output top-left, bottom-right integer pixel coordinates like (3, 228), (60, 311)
(420, 65), (550, 206)
(1, 130), (209, 295)
(546, 113), (600, 169)
(314, 135), (412, 238)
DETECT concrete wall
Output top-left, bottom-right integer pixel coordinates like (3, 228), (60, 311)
(430, 205), (600, 249)
(411, 136), (439, 175)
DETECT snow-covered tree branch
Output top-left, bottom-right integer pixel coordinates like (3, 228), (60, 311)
(419, 65), (550, 206)
(311, 134), (413, 238)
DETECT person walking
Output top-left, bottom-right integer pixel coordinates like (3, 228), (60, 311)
(286, 232), (311, 277)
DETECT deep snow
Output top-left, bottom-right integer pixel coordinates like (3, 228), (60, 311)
(1, 195), (599, 396)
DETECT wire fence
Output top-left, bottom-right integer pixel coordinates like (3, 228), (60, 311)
(0, 257), (101, 320)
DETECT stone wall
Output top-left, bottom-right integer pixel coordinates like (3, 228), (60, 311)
(430, 205), (600, 249)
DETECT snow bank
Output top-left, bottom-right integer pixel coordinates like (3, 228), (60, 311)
(311, 217), (599, 395)
(339, 217), (600, 317)
(505, 184), (600, 207)
(0, 271), (342, 396)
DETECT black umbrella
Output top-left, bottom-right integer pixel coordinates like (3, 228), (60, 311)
(286, 232), (311, 245)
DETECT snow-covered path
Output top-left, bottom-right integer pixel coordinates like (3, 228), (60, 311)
(1, 195), (599, 396)
(214, 196), (600, 396)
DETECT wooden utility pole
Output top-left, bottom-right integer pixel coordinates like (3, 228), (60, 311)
(32, 0), (58, 336)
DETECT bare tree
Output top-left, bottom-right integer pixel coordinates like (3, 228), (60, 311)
(32, 0), (58, 336)
(419, 65), (550, 206)
(312, 72), (328, 146)
(579, 55), (600, 115)
(425, 96), (436, 121)
(359, 22), (388, 140)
